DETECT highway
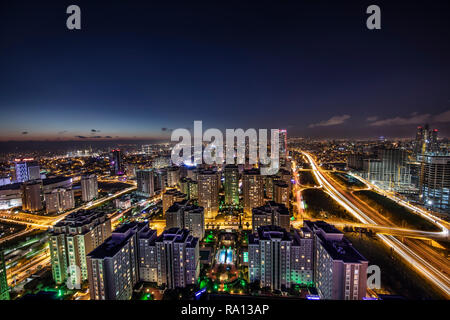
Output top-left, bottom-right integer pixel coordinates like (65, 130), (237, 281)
(0, 185), (137, 229)
(302, 151), (450, 298)
(0, 185), (137, 289)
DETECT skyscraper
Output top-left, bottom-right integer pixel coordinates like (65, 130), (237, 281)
(252, 201), (290, 233)
(243, 168), (264, 216)
(224, 164), (239, 206)
(21, 180), (44, 212)
(304, 220), (368, 300)
(415, 124), (440, 156)
(81, 174), (98, 202)
(136, 169), (155, 197)
(49, 210), (112, 285)
(197, 170), (220, 219)
(110, 149), (124, 175)
(166, 200), (205, 240)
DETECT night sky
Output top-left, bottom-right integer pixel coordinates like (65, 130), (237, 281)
(1, 0), (450, 142)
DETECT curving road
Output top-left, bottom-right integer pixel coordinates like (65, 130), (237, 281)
(302, 151), (450, 298)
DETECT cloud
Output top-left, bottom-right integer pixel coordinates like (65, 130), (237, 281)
(308, 115), (351, 128)
(434, 110), (450, 123)
(58, 130), (68, 134)
(21, 131), (28, 135)
(368, 110), (450, 127)
(91, 129), (101, 133)
(366, 116), (378, 122)
(75, 135), (104, 139)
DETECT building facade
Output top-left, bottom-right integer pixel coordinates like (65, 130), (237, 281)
(166, 200), (205, 240)
(248, 225), (313, 290)
(224, 164), (240, 206)
(81, 174), (98, 202)
(21, 180), (44, 212)
(252, 201), (290, 233)
(49, 210), (111, 285)
(87, 222), (155, 300)
(243, 169), (264, 216)
(197, 170), (220, 219)
(136, 169), (155, 197)
(304, 221), (368, 300)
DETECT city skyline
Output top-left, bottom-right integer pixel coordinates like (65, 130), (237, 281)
(0, 0), (449, 305)
(1, 1), (450, 141)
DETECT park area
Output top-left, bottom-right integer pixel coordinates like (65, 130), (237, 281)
(354, 190), (440, 231)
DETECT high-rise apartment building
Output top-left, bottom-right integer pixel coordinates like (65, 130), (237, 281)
(179, 177), (190, 198)
(110, 149), (124, 175)
(151, 228), (200, 289)
(81, 174), (98, 202)
(197, 170), (219, 219)
(252, 201), (290, 233)
(154, 168), (168, 193)
(136, 169), (155, 197)
(21, 180), (44, 212)
(304, 220), (368, 300)
(189, 180), (198, 200)
(273, 180), (289, 209)
(264, 175), (275, 200)
(87, 222), (155, 300)
(44, 188), (75, 214)
(166, 200), (205, 239)
(167, 166), (180, 188)
(49, 210), (112, 285)
(162, 189), (186, 214)
(224, 165), (239, 206)
(243, 169), (264, 216)
(248, 225), (313, 290)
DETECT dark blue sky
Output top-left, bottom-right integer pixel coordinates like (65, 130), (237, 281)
(1, 0), (449, 141)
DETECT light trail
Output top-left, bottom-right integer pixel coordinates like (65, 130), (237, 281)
(303, 151), (450, 298)
(348, 172), (449, 238)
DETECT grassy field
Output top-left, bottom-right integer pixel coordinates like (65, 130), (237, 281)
(354, 190), (440, 232)
(331, 172), (365, 188)
(299, 170), (318, 186)
(302, 188), (358, 222)
(345, 232), (445, 299)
